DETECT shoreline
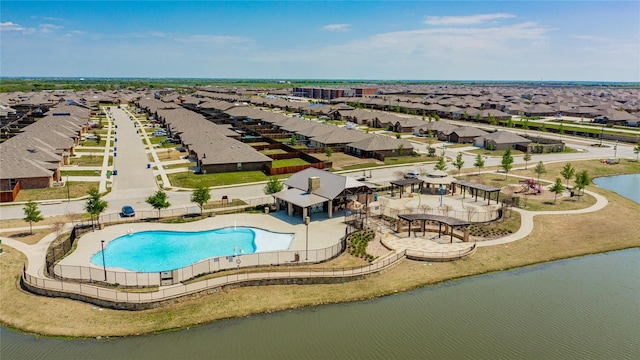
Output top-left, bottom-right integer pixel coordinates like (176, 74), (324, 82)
(1, 177), (639, 338)
(3, 246), (639, 339)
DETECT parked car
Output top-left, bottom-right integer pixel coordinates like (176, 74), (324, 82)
(84, 134), (98, 140)
(153, 130), (167, 137)
(121, 205), (135, 217)
(404, 172), (419, 179)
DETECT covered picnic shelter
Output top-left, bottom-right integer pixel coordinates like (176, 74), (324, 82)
(397, 213), (471, 243)
(389, 178), (424, 198)
(451, 180), (501, 205)
(273, 168), (373, 221)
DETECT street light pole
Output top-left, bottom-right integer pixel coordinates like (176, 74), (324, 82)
(66, 174), (70, 202)
(101, 240), (107, 281)
(614, 140), (618, 158)
(599, 121), (605, 147)
(304, 216), (310, 261)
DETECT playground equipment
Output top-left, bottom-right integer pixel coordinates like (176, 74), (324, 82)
(517, 179), (542, 195)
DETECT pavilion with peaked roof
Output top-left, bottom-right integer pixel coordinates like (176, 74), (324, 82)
(272, 168), (373, 220)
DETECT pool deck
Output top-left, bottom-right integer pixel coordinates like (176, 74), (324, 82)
(57, 211), (349, 272)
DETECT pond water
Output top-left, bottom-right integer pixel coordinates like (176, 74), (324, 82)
(593, 173), (640, 203)
(3, 249), (639, 359)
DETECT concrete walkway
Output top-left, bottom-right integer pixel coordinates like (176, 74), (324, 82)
(477, 188), (608, 247)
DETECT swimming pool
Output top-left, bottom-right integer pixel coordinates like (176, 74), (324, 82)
(91, 227), (293, 272)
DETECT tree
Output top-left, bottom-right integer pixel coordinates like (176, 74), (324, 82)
(574, 170), (591, 199)
(191, 186), (211, 215)
(396, 143), (404, 157)
(50, 221), (65, 241)
(549, 178), (564, 204)
(146, 190), (171, 218)
(523, 119), (529, 130)
(560, 163), (575, 189)
(433, 114), (440, 121)
(523, 152), (532, 170)
(427, 146), (436, 157)
(263, 177), (284, 203)
(634, 142), (640, 161)
(466, 205), (478, 222)
(289, 134), (296, 146)
(325, 147), (332, 159)
(473, 154), (485, 175)
(534, 161), (546, 185)
(453, 152), (464, 176)
(85, 188), (108, 229)
(395, 133), (401, 139)
(23, 201), (44, 234)
(501, 148), (514, 179)
(434, 155), (448, 171)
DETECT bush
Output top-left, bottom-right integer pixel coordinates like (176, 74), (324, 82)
(347, 228), (376, 261)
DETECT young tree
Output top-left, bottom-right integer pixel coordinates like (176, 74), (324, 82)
(50, 221), (66, 241)
(466, 205), (478, 222)
(289, 134), (296, 146)
(523, 152), (532, 170)
(191, 186), (211, 215)
(501, 148), (514, 179)
(634, 142), (640, 161)
(427, 146), (436, 157)
(434, 155), (448, 171)
(560, 163), (575, 189)
(453, 152), (465, 176)
(85, 188), (108, 229)
(473, 154), (485, 175)
(325, 147), (332, 159)
(550, 178), (565, 204)
(396, 143), (404, 156)
(146, 190), (171, 218)
(23, 201), (44, 234)
(574, 170), (591, 199)
(263, 177), (284, 203)
(534, 161), (546, 185)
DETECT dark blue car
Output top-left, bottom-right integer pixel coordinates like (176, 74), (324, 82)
(121, 205), (135, 217)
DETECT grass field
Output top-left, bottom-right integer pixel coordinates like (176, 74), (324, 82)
(60, 170), (102, 177)
(13, 182), (98, 202)
(271, 158), (309, 168)
(168, 171), (279, 188)
(259, 149), (288, 155)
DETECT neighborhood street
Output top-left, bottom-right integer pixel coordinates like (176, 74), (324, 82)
(0, 114), (635, 221)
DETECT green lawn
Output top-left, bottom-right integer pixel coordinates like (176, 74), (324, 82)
(271, 158), (309, 168)
(168, 171), (274, 188)
(61, 170), (102, 177)
(384, 154), (432, 165)
(147, 136), (166, 145)
(14, 182), (101, 202)
(259, 149), (288, 155)
(70, 156), (106, 166)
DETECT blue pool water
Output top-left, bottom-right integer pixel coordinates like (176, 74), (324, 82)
(91, 227), (292, 272)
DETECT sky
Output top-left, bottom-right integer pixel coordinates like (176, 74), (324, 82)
(1, 0), (639, 81)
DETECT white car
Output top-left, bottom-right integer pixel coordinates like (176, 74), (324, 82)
(404, 172), (419, 179)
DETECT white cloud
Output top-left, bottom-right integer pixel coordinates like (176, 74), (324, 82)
(40, 24), (64, 33)
(424, 13), (515, 26)
(1, 22), (26, 31)
(570, 34), (610, 42)
(323, 24), (351, 32)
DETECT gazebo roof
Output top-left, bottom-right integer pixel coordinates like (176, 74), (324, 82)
(427, 170), (449, 177)
(452, 180), (501, 192)
(397, 213), (471, 227)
